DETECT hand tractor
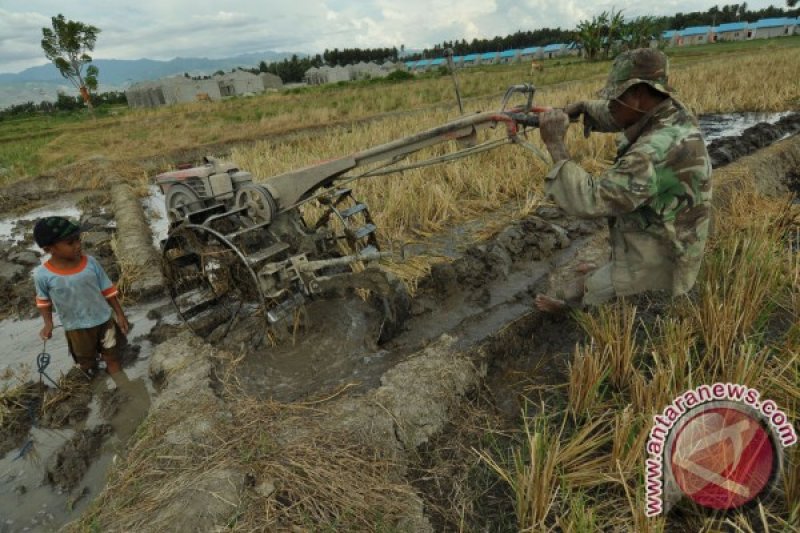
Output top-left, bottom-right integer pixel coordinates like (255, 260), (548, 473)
(154, 82), (556, 345)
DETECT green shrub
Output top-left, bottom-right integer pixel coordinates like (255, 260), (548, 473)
(385, 70), (414, 82)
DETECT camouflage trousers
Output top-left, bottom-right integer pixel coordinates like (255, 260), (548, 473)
(583, 264), (616, 306)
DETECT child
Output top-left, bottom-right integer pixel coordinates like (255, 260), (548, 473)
(32, 216), (129, 375)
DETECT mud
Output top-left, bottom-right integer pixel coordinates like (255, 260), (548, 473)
(708, 112), (800, 168)
(0, 301), (161, 532)
(224, 206), (600, 403)
(0, 382), (44, 457)
(44, 425), (112, 491)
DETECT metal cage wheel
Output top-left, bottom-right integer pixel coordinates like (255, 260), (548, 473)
(162, 223), (270, 343)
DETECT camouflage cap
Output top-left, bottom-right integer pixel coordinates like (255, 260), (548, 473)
(598, 48), (674, 100)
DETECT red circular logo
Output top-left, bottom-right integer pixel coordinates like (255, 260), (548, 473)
(670, 406), (776, 510)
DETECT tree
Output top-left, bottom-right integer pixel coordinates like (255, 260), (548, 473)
(622, 16), (661, 51)
(576, 13), (607, 60)
(41, 14), (100, 111)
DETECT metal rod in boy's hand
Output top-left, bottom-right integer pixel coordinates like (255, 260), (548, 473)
(37, 339), (61, 389)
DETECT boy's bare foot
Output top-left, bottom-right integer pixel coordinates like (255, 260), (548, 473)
(534, 294), (568, 313)
(575, 262), (598, 275)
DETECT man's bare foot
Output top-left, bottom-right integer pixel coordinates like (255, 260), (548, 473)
(534, 294), (568, 313)
(575, 262), (598, 275)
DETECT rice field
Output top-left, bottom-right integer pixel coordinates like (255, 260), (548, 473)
(4, 35), (800, 532)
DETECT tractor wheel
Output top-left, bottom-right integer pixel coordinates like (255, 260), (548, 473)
(235, 184), (276, 226)
(166, 183), (202, 223)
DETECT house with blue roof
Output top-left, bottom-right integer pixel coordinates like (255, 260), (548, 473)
(713, 21), (749, 42)
(430, 58), (446, 68)
(520, 46), (542, 60)
(463, 53), (480, 67)
(659, 29), (680, 47)
(679, 26), (711, 45)
(414, 59), (431, 72)
(749, 17), (798, 39)
(480, 52), (500, 65)
(451, 55), (464, 67)
(543, 43), (567, 59)
(499, 49), (521, 64)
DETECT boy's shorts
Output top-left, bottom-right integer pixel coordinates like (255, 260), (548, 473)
(65, 318), (124, 369)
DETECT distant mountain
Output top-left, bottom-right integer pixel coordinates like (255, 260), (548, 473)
(0, 50), (303, 108)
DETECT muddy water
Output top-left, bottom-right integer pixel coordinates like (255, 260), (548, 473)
(0, 201), (81, 249)
(0, 301), (165, 533)
(698, 111), (792, 143)
(141, 185), (168, 250)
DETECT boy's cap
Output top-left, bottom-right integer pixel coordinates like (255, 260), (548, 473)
(33, 216), (80, 248)
(598, 48), (673, 100)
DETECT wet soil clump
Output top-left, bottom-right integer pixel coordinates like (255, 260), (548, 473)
(0, 382), (45, 457)
(708, 112), (800, 167)
(44, 424), (112, 491)
(38, 368), (94, 428)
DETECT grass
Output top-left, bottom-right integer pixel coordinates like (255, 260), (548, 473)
(476, 171), (800, 530)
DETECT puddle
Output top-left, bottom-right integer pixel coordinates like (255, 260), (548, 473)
(0, 201), (81, 250)
(698, 111), (792, 143)
(0, 299), (168, 532)
(142, 185), (168, 250)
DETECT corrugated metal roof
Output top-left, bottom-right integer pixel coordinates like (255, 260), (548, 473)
(543, 43), (566, 52)
(499, 49), (519, 57)
(404, 61), (416, 68)
(680, 26), (711, 37)
(430, 58), (445, 65)
(662, 30), (677, 38)
(751, 17), (794, 29)
(416, 59), (430, 66)
(521, 47), (540, 54)
(463, 54), (479, 61)
(452, 56), (463, 62)
(714, 22), (748, 32)
(480, 52), (498, 60)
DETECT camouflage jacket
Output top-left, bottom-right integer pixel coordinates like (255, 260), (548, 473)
(545, 98), (712, 297)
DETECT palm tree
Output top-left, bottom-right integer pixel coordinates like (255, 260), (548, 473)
(576, 12), (608, 60)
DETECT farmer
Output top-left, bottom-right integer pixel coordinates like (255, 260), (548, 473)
(535, 48), (712, 312)
(32, 216), (129, 375)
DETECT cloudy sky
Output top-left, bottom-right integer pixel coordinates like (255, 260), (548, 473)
(0, 0), (787, 73)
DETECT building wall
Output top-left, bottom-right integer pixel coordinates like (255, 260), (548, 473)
(327, 66), (350, 83)
(214, 72), (263, 96)
(126, 83), (167, 108)
(752, 26), (789, 39)
(682, 33), (709, 45)
(715, 30), (746, 41)
(260, 72), (283, 89)
(176, 80), (222, 103)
